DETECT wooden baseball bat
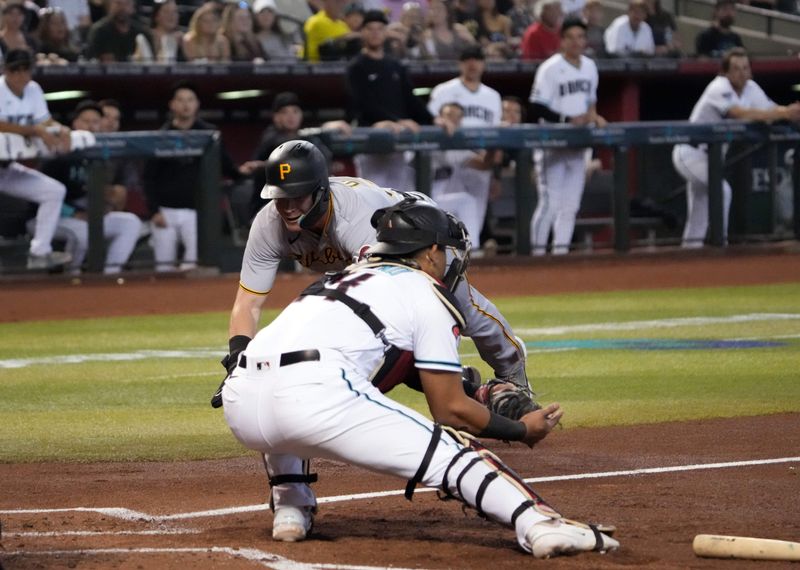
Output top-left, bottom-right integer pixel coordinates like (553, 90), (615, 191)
(693, 534), (800, 561)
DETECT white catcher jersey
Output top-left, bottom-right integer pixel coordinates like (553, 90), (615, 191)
(688, 75), (775, 123)
(529, 54), (598, 118)
(240, 177), (405, 295)
(427, 78), (502, 127)
(247, 264), (462, 378)
(0, 77), (50, 126)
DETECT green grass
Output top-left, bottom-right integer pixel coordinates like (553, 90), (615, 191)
(1, 283), (799, 463)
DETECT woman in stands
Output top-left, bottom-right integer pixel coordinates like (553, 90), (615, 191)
(36, 7), (80, 63)
(412, 0), (476, 60)
(181, 2), (231, 63)
(0, 3), (38, 54)
(221, 1), (265, 62)
(134, 0), (184, 63)
(253, 0), (299, 61)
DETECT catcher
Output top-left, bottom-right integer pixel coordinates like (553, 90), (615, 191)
(220, 199), (619, 558)
(216, 140), (539, 540)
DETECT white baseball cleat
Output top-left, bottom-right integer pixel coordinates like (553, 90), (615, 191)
(525, 519), (619, 559)
(272, 506), (314, 542)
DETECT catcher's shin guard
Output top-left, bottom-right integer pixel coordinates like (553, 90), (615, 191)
(263, 455), (318, 512)
(437, 427), (560, 523)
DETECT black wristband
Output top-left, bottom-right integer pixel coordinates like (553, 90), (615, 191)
(228, 335), (251, 357)
(477, 411), (526, 441)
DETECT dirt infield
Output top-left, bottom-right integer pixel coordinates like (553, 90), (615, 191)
(1, 248), (799, 569)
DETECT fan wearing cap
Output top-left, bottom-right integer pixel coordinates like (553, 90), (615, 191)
(0, 48), (73, 270)
(528, 17), (606, 255)
(345, 9), (433, 191)
(253, 0), (300, 61)
(426, 44), (502, 252)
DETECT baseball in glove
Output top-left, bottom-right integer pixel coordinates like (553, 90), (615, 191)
(473, 379), (542, 421)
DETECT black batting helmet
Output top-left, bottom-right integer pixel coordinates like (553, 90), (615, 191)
(261, 140), (330, 200)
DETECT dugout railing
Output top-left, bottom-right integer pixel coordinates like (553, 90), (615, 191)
(1, 122), (798, 274)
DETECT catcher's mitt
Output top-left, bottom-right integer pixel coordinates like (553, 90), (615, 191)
(474, 379), (542, 421)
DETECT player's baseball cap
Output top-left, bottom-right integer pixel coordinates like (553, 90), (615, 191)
(272, 91), (301, 113)
(361, 9), (388, 26)
(459, 45), (485, 61)
(4, 49), (34, 72)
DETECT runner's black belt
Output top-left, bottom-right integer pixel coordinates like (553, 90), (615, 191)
(238, 349), (320, 369)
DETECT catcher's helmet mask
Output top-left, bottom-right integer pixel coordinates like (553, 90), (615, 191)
(261, 140), (331, 230)
(368, 197), (470, 292)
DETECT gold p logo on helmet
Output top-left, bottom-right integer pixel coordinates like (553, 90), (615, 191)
(279, 163), (292, 180)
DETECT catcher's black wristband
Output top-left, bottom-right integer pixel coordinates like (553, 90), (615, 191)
(478, 411), (526, 441)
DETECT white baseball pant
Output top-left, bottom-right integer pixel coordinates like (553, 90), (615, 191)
(354, 153), (414, 193)
(672, 144), (732, 248)
(222, 351), (552, 552)
(530, 148), (587, 255)
(431, 167), (490, 250)
(0, 162), (66, 256)
(150, 206), (197, 272)
(56, 212), (142, 274)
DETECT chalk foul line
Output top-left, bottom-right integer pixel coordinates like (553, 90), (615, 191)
(0, 547), (427, 570)
(3, 456), (797, 522)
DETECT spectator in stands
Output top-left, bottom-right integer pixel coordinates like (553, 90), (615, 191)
(412, 0), (476, 60)
(427, 44), (502, 252)
(582, 0), (606, 57)
(84, 0), (151, 62)
(343, 2), (365, 32)
(645, 0), (681, 56)
(221, 1), (265, 62)
(36, 7), (81, 64)
(520, 0), (563, 60)
(181, 1), (230, 62)
(42, 100), (142, 275)
(562, 0), (587, 18)
(303, 0), (352, 62)
(143, 81), (251, 272)
(0, 49), (71, 270)
(603, 0), (655, 56)
(346, 9), (432, 191)
(672, 48), (800, 248)
(396, 1), (426, 55)
(47, 0), (92, 44)
(0, 3), (38, 54)
(507, 0), (536, 39)
(695, 0), (742, 58)
(253, 0), (299, 61)
(133, 0), (183, 63)
(476, 0), (514, 58)
(453, 0), (481, 38)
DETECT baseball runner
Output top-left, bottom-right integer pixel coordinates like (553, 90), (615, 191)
(427, 44), (502, 251)
(219, 140), (535, 540)
(0, 49), (72, 270)
(528, 17), (606, 255)
(672, 47), (800, 248)
(221, 199), (619, 558)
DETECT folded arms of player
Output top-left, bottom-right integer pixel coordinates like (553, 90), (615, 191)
(420, 368), (562, 448)
(727, 102), (800, 124)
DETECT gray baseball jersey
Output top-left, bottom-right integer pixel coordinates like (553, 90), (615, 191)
(239, 176), (523, 376)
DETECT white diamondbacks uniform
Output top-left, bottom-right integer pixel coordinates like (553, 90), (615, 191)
(528, 54), (598, 255)
(427, 79), (502, 249)
(0, 76), (66, 257)
(222, 264), (553, 552)
(672, 76), (775, 247)
(603, 16), (655, 56)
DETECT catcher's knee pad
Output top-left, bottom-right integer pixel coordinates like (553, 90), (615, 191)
(438, 427), (559, 523)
